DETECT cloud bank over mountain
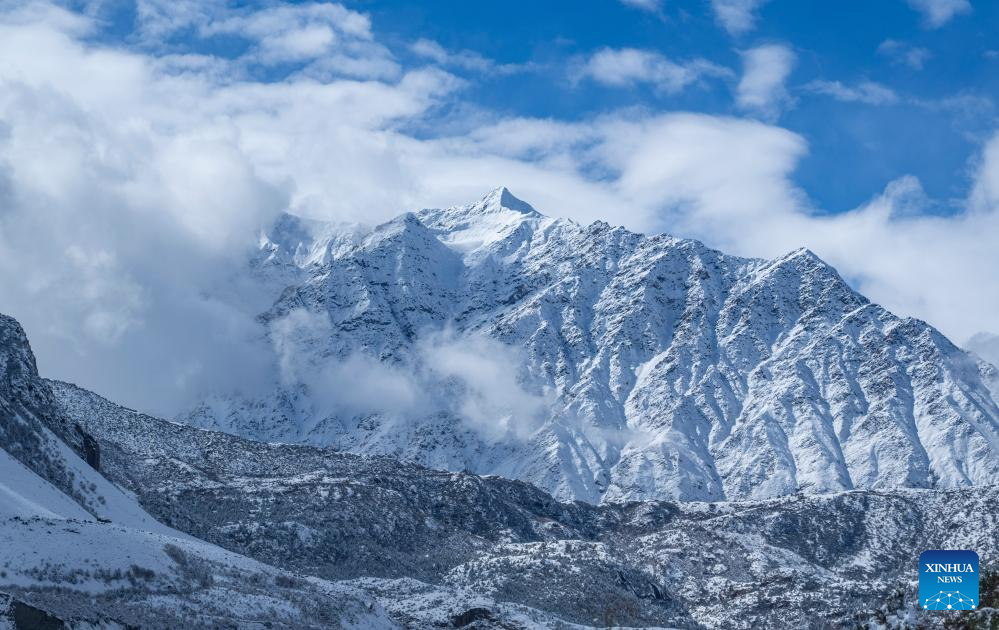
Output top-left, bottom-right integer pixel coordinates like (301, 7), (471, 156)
(0, 1), (996, 415)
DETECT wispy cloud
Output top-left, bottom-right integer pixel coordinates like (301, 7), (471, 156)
(905, 0), (972, 28)
(134, 0), (216, 40)
(411, 38), (532, 75)
(0, 1), (457, 413)
(710, 0), (770, 36)
(618, 0), (662, 12)
(203, 4), (370, 63)
(736, 44), (795, 119)
(577, 47), (731, 93)
(270, 313), (552, 442)
(805, 80), (899, 105)
(139, 1), (399, 79)
(878, 39), (932, 70)
(967, 332), (999, 368)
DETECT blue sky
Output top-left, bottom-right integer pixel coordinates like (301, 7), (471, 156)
(85, 0), (998, 213)
(369, 0), (998, 213)
(0, 0), (997, 411)
(70, 0), (999, 211)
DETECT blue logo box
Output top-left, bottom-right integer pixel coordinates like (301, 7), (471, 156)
(919, 550), (979, 610)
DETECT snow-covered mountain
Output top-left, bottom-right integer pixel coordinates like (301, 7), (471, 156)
(185, 187), (999, 504)
(2, 311), (997, 628)
(46, 371), (999, 629)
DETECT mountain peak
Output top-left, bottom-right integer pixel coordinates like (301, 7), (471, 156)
(476, 187), (540, 216)
(0, 314), (41, 402)
(413, 188), (552, 258)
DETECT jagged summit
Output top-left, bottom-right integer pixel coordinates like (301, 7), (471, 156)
(772, 246), (836, 270)
(0, 314), (45, 408)
(258, 188), (544, 271)
(416, 187), (553, 259)
(475, 186), (541, 216)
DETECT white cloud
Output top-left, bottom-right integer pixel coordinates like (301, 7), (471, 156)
(906, 0), (972, 28)
(578, 47), (730, 93)
(591, 114), (808, 231)
(412, 38), (490, 72)
(0, 0), (997, 419)
(0, 2), (452, 413)
(136, 1), (398, 78)
(805, 80), (899, 105)
(203, 3), (389, 73)
(270, 309), (427, 418)
(736, 44), (795, 119)
(267, 312), (551, 441)
(419, 332), (552, 441)
(878, 39), (932, 70)
(710, 0), (770, 35)
(410, 38), (530, 75)
(967, 332), (999, 368)
(134, 0), (216, 39)
(970, 131), (999, 211)
(619, 0), (662, 12)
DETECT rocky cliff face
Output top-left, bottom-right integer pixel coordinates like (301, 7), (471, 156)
(0, 315), (102, 512)
(183, 188), (999, 504)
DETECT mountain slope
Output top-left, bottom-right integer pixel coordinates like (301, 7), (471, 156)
(0, 311), (622, 629)
(185, 188), (999, 503)
(0, 314), (172, 530)
(2, 309), (994, 628)
(52, 378), (999, 629)
(0, 315), (394, 629)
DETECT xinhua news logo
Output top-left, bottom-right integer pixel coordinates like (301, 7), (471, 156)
(919, 550), (979, 611)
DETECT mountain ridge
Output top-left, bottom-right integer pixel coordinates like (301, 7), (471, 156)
(184, 188), (999, 504)
(46, 374), (999, 629)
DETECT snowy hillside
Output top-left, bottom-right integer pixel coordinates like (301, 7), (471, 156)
(183, 188), (999, 503)
(0, 314), (393, 628)
(51, 377), (999, 629)
(0, 311), (656, 628)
